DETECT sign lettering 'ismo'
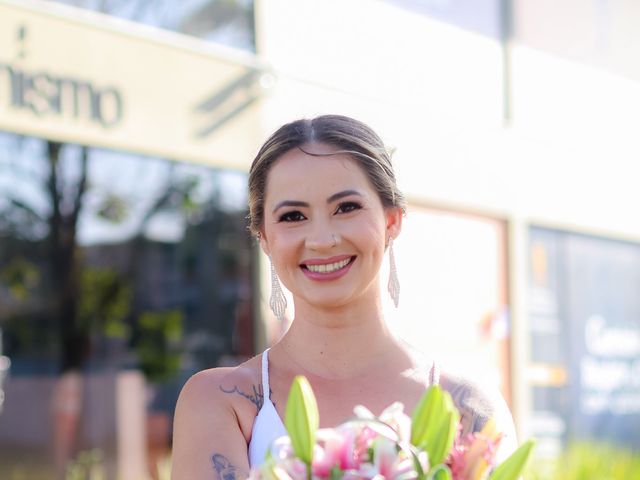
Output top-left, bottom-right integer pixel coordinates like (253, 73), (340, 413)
(0, 25), (124, 129)
(0, 63), (123, 128)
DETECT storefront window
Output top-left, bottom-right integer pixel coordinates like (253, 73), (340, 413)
(528, 227), (640, 454)
(0, 132), (255, 479)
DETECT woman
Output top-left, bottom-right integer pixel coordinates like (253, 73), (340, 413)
(171, 115), (517, 479)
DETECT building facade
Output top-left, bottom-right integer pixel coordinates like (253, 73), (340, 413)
(1, 0), (639, 478)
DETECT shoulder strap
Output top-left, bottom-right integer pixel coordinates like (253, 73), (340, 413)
(261, 348), (271, 402)
(429, 360), (440, 386)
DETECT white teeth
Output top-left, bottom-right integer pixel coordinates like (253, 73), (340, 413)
(306, 257), (351, 274)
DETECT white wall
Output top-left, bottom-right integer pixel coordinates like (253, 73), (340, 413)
(256, 0), (640, 240)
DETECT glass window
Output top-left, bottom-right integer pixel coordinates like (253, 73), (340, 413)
(47, 0), (256, 52)
(0, 132), (255, 479)
(384, 0), (505, 39)
(528, 227), (640, 454)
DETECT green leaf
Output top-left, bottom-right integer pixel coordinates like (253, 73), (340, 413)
(284, 375), (319, 467)
(397, 440), (426, 480)
(411, 385), (460, 466)
(427, 464), (452, 480)
(429, 393), (459, 466)
(488, 439), (536, 480)
(411, 385), (442, 447)
(329, 466), (343, 480)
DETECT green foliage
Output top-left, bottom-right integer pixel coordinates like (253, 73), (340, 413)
(96, 194), (129, 223)
(135, 309), (184, 383)
(65, 449), (105, 480)
(0, 257), (40, 301)
(527, 441), (640, 480)
(489, 439), (536, 480)
(427, 464), (453, 480)
(411, 385), (460, 466)
(285, 375), (319, 469)
(77, 268), (132, 338)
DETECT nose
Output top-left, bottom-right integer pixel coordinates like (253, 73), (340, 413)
(305, 221), (338, 251)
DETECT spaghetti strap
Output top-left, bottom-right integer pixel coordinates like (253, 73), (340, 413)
(249, 348), (287, 467)
(429, 361), (440, 386)
(261, 348), (271, 400)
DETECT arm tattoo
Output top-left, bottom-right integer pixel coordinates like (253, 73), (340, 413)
(442, 378), (492, 435)
(219, 383), (272, 411)
(212, 453), (241, 480)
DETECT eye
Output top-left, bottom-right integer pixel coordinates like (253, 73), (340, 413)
(278, 210), (306, 222)
(335, 201), (362, 214)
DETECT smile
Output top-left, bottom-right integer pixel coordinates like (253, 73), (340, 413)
(305, 257), (352, 274)
(300, 255), (356, 280)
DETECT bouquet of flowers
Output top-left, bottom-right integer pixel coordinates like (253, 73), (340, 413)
(250, 376), (535, 480)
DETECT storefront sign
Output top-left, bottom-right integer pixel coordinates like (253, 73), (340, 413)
(0, 0), (267, 169)
(1, 54), (123, 127)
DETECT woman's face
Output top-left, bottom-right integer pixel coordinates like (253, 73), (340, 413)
(260, 142), (402, 311)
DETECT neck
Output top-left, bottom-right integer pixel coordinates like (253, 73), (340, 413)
(276, 295), (401, 380)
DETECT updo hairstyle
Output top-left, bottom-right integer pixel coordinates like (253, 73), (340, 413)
(248, 115), (406, 236)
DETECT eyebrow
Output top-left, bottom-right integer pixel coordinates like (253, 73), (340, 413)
(272, 190), (363, 213)
(327, 189), (362, 203)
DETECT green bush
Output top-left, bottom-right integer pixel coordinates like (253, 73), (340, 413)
(65, 449), (105, 480)
(527, 441), (640, 479)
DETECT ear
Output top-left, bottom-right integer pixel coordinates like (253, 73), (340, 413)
(258, 230), (270, 257)
(384, 206), (403, 242)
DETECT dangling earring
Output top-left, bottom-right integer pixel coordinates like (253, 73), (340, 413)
(269, 257), (287, 322)
(387, 237), (400, 307)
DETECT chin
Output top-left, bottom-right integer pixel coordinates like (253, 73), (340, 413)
(297, 291), (355, 310)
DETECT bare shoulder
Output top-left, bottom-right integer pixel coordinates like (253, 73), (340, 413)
(439, 371), (511, 436)
(178, 366), (236, 402)
(172, 357), (263, 480)
(176, 356), (264, 433)
(179, 358), (260, 403)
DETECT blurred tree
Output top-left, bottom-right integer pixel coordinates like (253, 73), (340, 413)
(47, 141), (90, 371)
(136, 310), (184, 383)
(78, 267), (132, 340)
(0, 257), (40, 302)
(0, 139), (203, 372)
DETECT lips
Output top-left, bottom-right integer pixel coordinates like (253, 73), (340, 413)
(300, 255), (356, 280)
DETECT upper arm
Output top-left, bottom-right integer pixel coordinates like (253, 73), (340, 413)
(171, 370), (250, 480)
(440, 373), (518, 460)
(441, 374), (494, 435)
